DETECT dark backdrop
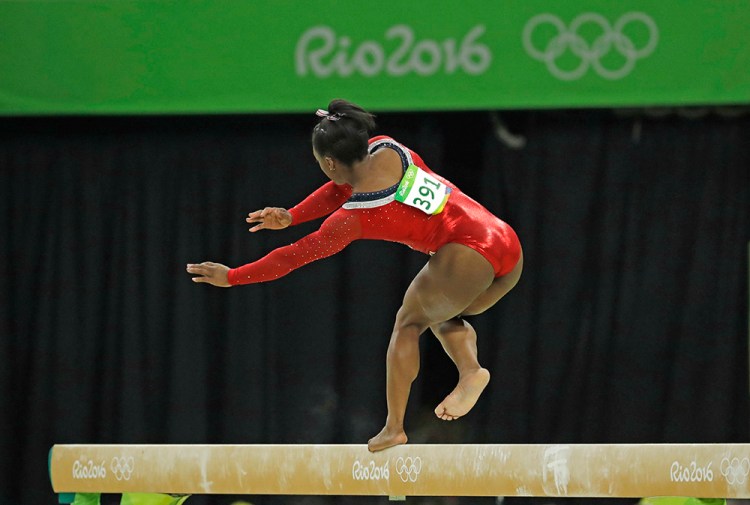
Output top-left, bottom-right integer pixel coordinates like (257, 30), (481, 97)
(1, 109), (748, 505)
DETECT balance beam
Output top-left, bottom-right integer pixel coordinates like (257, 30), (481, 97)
(49, 444), (750, 498)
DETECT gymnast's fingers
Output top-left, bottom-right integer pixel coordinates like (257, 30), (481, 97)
(186, 262), (214, 276)
(246, 209), (264, 223)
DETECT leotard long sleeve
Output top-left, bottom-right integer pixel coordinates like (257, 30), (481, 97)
(287, 181), (353, 226)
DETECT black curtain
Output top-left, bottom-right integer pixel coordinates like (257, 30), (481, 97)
(1, 110), (748, 505)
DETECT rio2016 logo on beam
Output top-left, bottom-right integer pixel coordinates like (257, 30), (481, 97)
(351, 459), (389, 481)
(72, 459), (107, 480)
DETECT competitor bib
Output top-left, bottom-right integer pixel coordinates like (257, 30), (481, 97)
(395, 164), (452, 215)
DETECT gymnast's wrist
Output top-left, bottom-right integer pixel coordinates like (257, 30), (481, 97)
(287, 207), (298, 226)
(226, 267), (240, 286)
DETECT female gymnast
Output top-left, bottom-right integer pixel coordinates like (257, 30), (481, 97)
(186, 99), (523, 452)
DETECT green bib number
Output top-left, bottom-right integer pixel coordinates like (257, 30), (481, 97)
(395, 164), (452, 215)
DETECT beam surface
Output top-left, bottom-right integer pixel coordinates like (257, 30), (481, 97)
(49, 444), (750, 498)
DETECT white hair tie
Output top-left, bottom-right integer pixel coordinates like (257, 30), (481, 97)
(315, 109), (342, 121)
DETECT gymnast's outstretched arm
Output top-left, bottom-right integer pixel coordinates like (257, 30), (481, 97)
(187, 209), (361, 287)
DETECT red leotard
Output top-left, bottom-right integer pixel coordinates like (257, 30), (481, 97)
(227, 136), (521, 285)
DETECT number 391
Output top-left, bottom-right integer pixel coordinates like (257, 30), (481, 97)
(414, 179), (441, 210)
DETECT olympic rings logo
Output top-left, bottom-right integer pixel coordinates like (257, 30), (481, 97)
(720, 457), (750, 485)
(395, 456), (422, 483)
(110, 456), (135, 481)
(523, 12), (658, 80)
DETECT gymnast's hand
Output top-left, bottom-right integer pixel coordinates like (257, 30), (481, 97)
(186, 262), (231, 287)
(246, 207), (292, 232)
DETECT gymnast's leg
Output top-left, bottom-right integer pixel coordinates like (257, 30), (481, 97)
(367, 243), (495, 452)
(431, 251), (523, 420)
(430, 319), (490, 421)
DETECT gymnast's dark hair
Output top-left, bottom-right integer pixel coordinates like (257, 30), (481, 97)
(312, 99), (376, 166)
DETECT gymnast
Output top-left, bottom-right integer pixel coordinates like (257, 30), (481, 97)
(186, 99), (523, 452)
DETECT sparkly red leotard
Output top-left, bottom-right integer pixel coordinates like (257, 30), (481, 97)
(227, 136), (521, 285)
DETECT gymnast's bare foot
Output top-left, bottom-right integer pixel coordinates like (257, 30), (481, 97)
(434, 368), (490, 421)
(368, 426), (408, 452)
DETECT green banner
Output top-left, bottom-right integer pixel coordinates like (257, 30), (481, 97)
(1, 0), (748, 114)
